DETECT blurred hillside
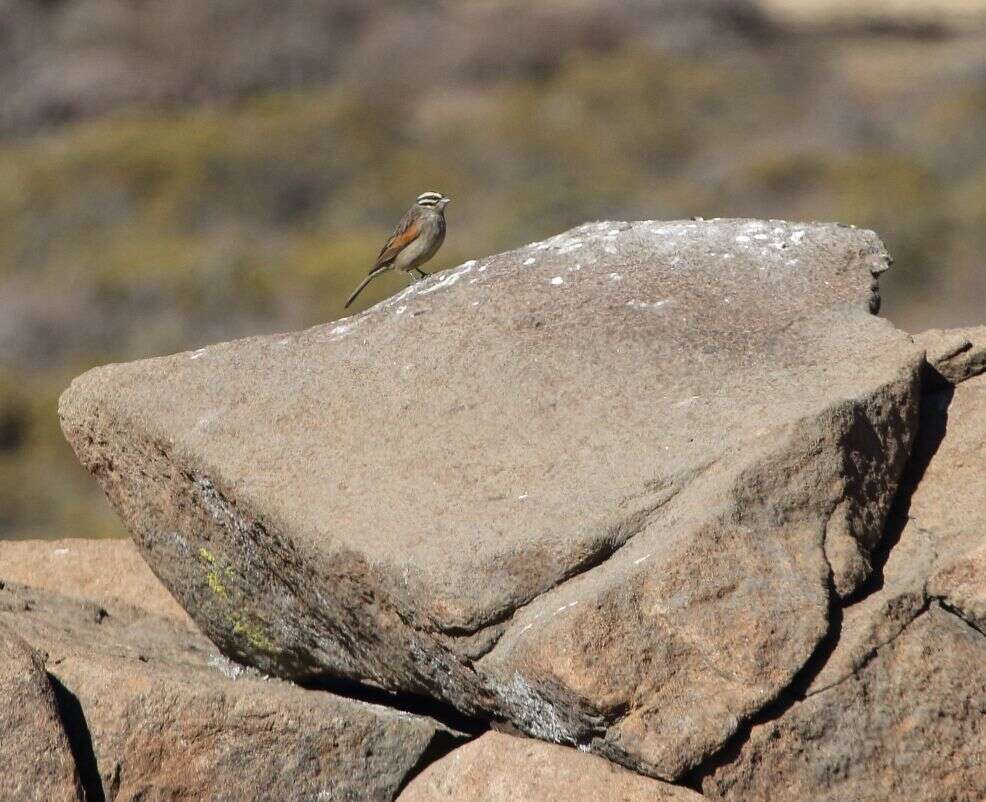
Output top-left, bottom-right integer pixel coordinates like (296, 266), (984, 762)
(1, 0), (984, 539)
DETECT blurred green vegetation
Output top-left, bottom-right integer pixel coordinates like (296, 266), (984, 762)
(0, 36), (984, 539)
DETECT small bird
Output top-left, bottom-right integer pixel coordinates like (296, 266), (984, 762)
(344, 191), (451, 308)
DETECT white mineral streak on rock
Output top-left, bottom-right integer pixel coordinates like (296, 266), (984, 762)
(499, 673), (573, 743)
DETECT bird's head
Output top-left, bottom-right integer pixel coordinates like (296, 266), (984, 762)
(416, 191), (451, 211)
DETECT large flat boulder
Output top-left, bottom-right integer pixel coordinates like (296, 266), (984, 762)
(397, 731), (701, 802)
(0, 581), (463, 801)
(60, 219), (924, 778)
(0, 622), (82, 802)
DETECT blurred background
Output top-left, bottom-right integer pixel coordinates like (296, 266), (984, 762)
(0, 0), (984, 541)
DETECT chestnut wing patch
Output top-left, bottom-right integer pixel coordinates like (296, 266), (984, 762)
(374, 217), (421, 271)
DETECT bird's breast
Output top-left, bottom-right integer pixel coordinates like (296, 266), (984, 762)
(396, 215), (445, 270)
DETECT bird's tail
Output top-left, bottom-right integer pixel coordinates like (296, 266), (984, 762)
(344, 273), (376, 308)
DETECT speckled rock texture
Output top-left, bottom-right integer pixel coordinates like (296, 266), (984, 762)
(0, 581), (463, 802)
(0, 622), (82, 802)
(396, 731), (702, 802)
(60, 219), (928, 780)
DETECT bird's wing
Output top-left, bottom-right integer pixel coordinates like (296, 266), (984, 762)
(372, 212), (422, 272)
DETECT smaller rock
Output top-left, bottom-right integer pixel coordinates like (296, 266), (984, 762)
(397, 731), (703, 802)
(702, 363), (986, 802)
(0, 537), (192, 626)
(0, 582), (464, 802)
(704, 605), (986, 802)
(914, 325), (986, 386)
(0, 622), (82, 802)
(908, 375), (986, 631)
(815, 372), (986, 693)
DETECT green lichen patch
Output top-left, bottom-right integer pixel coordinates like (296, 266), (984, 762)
(231, 614), (275, 652)
(195, 544), (277, 654)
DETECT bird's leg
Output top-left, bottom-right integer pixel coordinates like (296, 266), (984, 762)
(410, 268), (429, 282)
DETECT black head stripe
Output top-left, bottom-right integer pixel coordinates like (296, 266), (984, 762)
(417, 191), (444, 206)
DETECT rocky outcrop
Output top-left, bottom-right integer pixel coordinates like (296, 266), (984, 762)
(0, 578), (464, 801)
(0, 622), (82, 802)
(15, 217), (976, 799)
(60, 219), (927, 780)
(396, 731), (702, 802)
